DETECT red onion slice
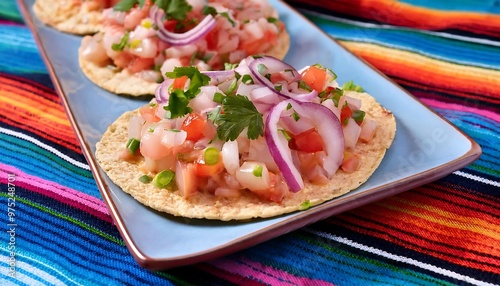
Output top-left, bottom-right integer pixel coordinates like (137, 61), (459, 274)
(248, 56), (318, 102)
(201, 70), (235, 85)
(265, 100), (304, 192)
(154, 77), (174, 104)
(265, 99), (345, 192)
(150, 5), (216, 46)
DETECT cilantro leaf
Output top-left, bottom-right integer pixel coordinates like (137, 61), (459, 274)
(163, 67), (210, 118)
(166, 66), (211, 96)
(114, 0), (191, 22)
(213, 95), (264, 141)
(163, 89), (193, 118)
(342, 80), (364, 92)
(155, 0), (192, 21)
(113, 0), (139, 11)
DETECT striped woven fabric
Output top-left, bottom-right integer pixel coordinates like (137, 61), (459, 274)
(1, 0), (499, 285)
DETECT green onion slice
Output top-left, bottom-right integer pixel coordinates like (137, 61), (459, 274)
(152, 170), (175, 188)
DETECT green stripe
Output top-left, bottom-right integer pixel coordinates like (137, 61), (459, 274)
(1, 192), (124, 245)
(295, 232), (454, 285)
(1, 133), (93, 178)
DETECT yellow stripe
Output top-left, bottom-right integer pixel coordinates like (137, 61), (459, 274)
(378, 197), (500, 240)
(340, 41), (500, 85)
(0, 94), (71, 127)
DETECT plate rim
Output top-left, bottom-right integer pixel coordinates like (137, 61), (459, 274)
(17, 0), (482, 270)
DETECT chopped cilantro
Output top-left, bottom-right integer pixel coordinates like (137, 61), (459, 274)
(111, 32), (129, 51)
(163, 67), (211, 118)
(203, 6), (235, 26)
(225, 79), (239, 96)
(298, 80), (312, 92)
(299, 200), (311, 210)
(352, 110), (366, 124)
(320, 87), (344, 106)
(114, 0), (192, 21)
(257, 63), (268, 75)
(202, 5), (217, 16)
(154, 0), (192, 21)
(253, 164), (263, 177)
(113, 0), (144, 11)
(241, 74), (254, 84)
(225, 62), (238, 70)
(267, 17), (278, 24)
(219, 12), (236, 26)
(342, 80), (364, 92)
(279, 129), (292, 141)
(213, 92), (225, 103)
(139, 174), (152, 184)
(211, 95), (264, 141)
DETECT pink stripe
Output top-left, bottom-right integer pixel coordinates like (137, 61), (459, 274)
(0, 163), (112, 223)
(209, 257), (334, 285)
(421, 98), (500, 123)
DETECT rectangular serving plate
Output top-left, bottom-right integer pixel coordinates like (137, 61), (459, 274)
(18, 0), (481, 270)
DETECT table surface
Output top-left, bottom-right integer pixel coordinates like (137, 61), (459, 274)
(1, 0), (499, 285)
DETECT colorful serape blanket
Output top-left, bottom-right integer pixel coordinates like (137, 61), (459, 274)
(1, 0), (499, 284)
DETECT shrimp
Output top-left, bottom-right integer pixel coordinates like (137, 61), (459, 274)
(102, 24), (126, 59)
(124, 5), (150, 30)
(80, 33), (109, 65)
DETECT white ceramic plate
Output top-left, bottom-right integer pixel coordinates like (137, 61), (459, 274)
(18, 0), (481, 270)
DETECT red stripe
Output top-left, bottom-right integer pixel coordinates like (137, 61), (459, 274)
(331, 187), (500, 273)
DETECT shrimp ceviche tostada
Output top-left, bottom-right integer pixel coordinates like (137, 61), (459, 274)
(78, 0), (290, 96)
(96, 56), (396, 221)
(33, 0), (120, 35)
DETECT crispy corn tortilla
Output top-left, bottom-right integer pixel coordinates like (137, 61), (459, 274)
(78, 30), (290, 96)
(33, 0), (103, 35)
(95, 91), (396, 221)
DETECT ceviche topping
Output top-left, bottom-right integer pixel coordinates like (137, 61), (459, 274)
(80, 0), (286, 83)
(120, 56), (378, 202)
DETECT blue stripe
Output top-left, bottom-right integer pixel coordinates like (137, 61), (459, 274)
(399, 0), (500, 14)
(234, 231), (452, 285)
(0, 197), (166, 285)
(303, 13), (500, 70)
(0, 133), (100, 197)
(0, 25), (47, 74)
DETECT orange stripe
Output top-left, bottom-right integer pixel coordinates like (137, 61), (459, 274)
(0, 90), (71, 127)
(331, 189), (500, 273)
(382, 196), (500, 243)
(294, 0), (500, 36)
(340, 41), (500, 100)
(0, 75), (81, 152)
(334, 207), (500, 273)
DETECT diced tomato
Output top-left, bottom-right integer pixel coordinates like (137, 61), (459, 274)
(195, 156), (224, 177)
(205, 28), (219, 50)
(241, 30), (277, 55)
(163, 20), (178, 32)
(249, 172), (286, 203)
(289, 128), (324, 153)
(270, 72), (287, 84)
(139, 104), (160, 123)
(127, 57), (155, 74)
(301, 65), (327, 92)
(341, 152), (360, 173)
(181, 113), (207, 141)
(340, 104), (353, 125)
(176, 162), (198, 198)
(172, 75), (188, 90)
